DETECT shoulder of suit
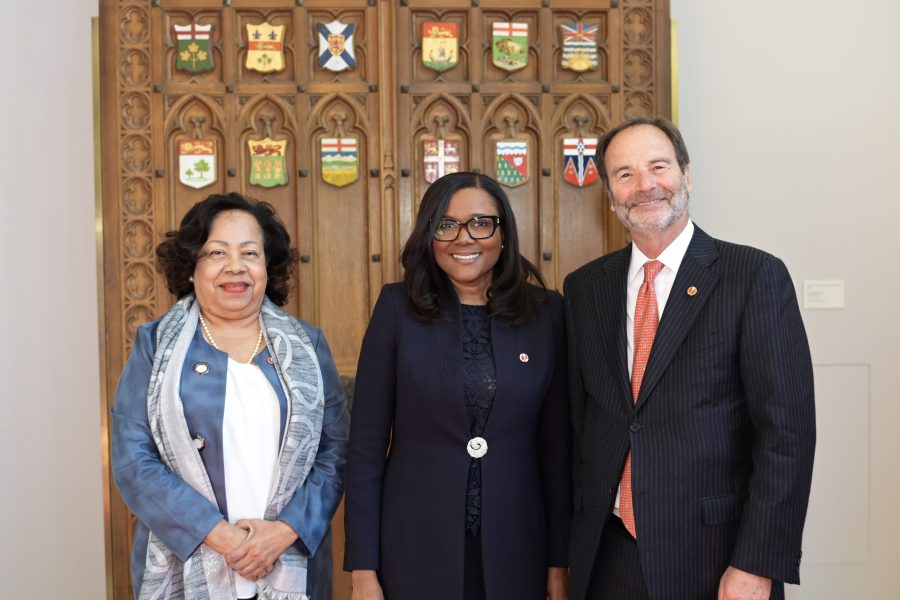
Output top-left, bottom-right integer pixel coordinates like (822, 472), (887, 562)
(295, 318), (321, 346)
(378, 281), (409, 305)
(563, 245), (629, 287)
(527, 284), (564, 316)
(382, 281), (405, 294)
(377, 281), (416, 320)
(527, 282), (561, 301)
(133, 318), (163, 355)
(711, 237), (782, 271)
(137, 317), (163, 338)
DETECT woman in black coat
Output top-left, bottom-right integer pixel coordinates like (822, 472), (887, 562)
(344, 172), (570, 599)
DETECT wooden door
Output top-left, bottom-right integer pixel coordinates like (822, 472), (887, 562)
(99, 1), (669, 597)
(395, 0), (670, 289)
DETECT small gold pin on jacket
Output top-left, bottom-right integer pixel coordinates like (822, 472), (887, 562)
(519, 353), (529, 363)
(687, 286), (698, 297)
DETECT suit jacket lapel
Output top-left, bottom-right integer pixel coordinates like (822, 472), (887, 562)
(486, 312), (521, 437)
(591, 246), (634, 414)
(436, 287), (471, 437)
(635, 226), (720, 411)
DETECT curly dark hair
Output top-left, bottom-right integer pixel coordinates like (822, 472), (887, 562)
(400, 172), (546, 325)
(155, 192), (299, 305)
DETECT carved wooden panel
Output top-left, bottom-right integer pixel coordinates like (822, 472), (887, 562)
(99, 1), (669, 598)
(396, 0), (669, 290)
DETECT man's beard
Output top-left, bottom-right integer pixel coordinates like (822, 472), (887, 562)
(611, 176), (690, 237)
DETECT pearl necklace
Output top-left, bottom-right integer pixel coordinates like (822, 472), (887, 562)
(198, 312), (263, 364)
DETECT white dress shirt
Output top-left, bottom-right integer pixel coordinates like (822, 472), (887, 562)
(615, 219), (695, 514)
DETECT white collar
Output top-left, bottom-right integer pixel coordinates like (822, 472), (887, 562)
(627, 219), (695, 284)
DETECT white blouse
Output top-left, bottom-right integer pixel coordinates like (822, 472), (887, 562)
(223, 358), (281, 598)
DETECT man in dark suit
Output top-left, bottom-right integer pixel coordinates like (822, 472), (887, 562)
(564, 117), (815, 600)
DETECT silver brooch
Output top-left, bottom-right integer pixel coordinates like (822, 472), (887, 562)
(467, 436), (488, 459)
(192, 362), (210, 375)
(192, 434), (206, 450)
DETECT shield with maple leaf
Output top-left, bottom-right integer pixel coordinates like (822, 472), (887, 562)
(174, 23), (213, 73)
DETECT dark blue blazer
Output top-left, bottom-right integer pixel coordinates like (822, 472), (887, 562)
(344, 283), (571, 599)
(564, 226), (816, 600)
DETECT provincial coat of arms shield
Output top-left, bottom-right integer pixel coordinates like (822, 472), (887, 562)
(492, 22), (528, 72)
(174, 23), (214, 73)
(495, 140), (529, 187)
(248, 138), (288, 188)
(561, 22), (599, 72)
(318, 21), (357, 72)
(562, 137), (599, 187)
(179, 140), (217, 189)
(422, 22), (458, 73)
(321, 137), (359, 187)
(245, 22), (286, 73)
(422, 139), (460, 183)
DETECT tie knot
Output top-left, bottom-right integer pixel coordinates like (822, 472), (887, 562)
(643, 260), (664, 283)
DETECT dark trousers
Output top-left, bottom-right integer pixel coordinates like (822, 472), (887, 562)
(586, 515), (650, 600)
(586, 516), (784, 600)
(464, 533), (487, 600)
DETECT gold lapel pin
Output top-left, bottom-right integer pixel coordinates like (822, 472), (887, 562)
(519, 353), (529, 363)
(687, 286), (698, 296)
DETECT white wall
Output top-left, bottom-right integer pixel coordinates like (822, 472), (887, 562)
(0, 1), (896, 598)
(0, 1), (106, 598)
(672, 1), (900, 598)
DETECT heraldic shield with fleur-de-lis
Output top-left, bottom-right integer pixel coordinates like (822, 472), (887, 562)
(245, 22), (286, 73)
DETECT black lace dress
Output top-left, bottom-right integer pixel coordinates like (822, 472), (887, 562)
(461, 305), (495, 599)
(461, 304), (496, 538)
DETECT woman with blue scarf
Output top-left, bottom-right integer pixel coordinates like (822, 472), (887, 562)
(112, 193), (349, 600)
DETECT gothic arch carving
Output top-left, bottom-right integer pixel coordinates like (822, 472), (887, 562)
(549, 93), (611, 140)
(237, 93), (300, 137)
(481, 92), (541, 136)
(308, 91), (369, 135)
(165, 94), (227, 134)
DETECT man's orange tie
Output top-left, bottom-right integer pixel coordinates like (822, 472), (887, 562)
(619, 259), (663, 538)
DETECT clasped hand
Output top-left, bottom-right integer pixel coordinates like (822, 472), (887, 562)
(209, 519), (299, 581)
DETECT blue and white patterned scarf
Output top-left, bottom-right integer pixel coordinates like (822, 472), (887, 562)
(139, 294), (324, 600)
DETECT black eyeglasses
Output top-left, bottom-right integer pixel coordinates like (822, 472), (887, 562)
(432, 216), (502, 242)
